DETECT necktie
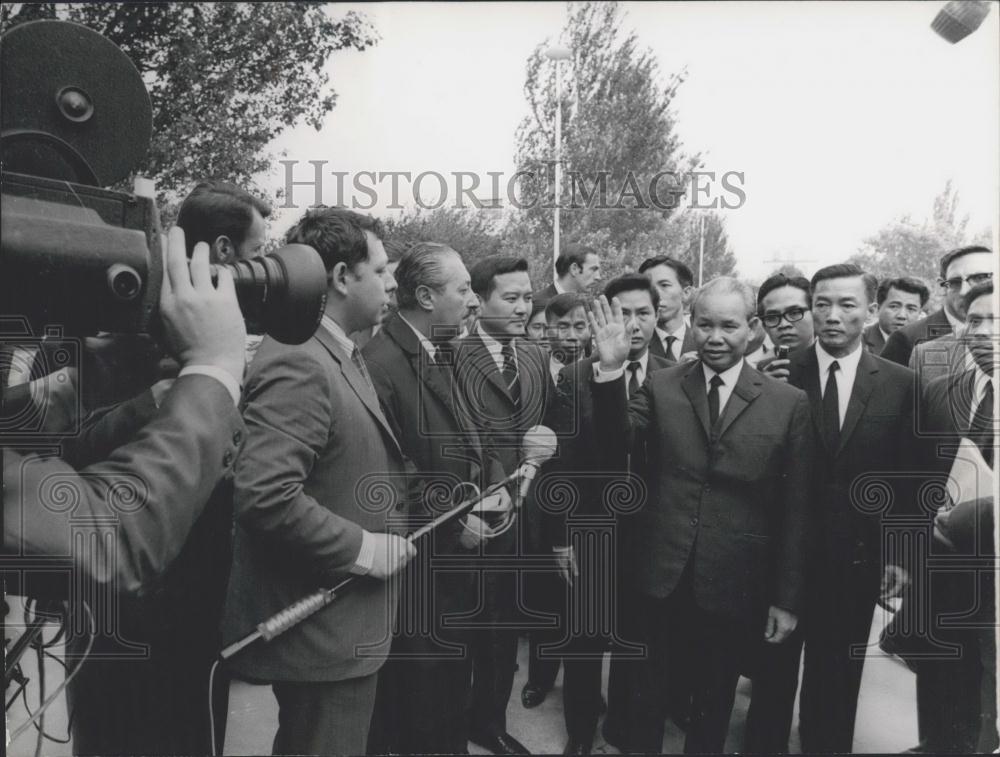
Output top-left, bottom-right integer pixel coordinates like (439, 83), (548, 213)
(501, 341), (521, 405)
(352, 346), (375, 393)
(822, 360), (841, 452)
(707, 374), (724, 427)
(664, 335), (678, 361)
(970, 379), (994, 468)
(627, 361), (642, 398)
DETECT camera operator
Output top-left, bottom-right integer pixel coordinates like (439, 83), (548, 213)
(59, 183), (272, 757)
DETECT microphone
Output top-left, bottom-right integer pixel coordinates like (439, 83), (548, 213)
(514, 425), (558, 506)
(931, 0), (991, 43)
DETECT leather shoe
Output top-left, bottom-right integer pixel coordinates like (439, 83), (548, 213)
(562, 740), (592, 755)
(601, 722), (625, 751)
(521, 682), (549, 709)
(469, 730), (531, 755)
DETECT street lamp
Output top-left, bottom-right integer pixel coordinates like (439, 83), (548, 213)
(544, 45), (571, 278)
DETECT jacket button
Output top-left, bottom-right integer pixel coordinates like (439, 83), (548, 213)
(233, 430), (243, 445)
(223, 450), (234, 467)
(690, 516), (699, 526)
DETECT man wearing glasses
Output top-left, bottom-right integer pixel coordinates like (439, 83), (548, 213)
(754, 273), (816, 383)
(881, 245), (994, 368)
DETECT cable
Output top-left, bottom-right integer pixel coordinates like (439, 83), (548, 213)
(208, 658), (221, 757)
(35, 639), (45, 757)
(8, 600), (94, 744)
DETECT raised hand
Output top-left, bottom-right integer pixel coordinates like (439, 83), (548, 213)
(587, 295), (630, 371)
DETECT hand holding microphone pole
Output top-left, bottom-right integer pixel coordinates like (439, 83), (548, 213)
(515, 424), (558, 506)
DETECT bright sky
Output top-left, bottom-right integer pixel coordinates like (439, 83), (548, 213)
(267, 1), (999, 281)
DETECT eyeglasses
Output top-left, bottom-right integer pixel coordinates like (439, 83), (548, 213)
(761, 307), (807, 329)
(940, 272), (993, 292)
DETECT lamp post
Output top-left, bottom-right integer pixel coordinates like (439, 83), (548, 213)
(544, 45), (571, 279)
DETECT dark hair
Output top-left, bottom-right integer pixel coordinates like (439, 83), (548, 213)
(554, 244), (598, 277)
(603, 273), (660, 310)
(939, 245), (992, 280)
(638, 255), (694, 288)
(810, 263), (876, 303)
(394, 242), (460, 310)
(756, 272), (811, 313)
(470, 256), (530, 298)
(285, 206), (384, 273)
(545, 292), (588, 321)
(529, 299), (547, 321)
(962, 281), (993, 314)
(176, 180), (271, 256)
(877, 276), (931, 307)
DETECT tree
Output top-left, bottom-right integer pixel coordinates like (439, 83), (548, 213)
(384, 207), (505, 268)
(1, 3), (377, 203)
(507, 1), (699, 279)
(674, 212), (737, 284)
(848, 180), (993, 284)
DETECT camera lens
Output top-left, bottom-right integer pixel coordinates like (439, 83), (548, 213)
(216, 243), (327, 345)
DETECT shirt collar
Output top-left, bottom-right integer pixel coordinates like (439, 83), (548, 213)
(972, 362), (993, 400)
(554, 279), (568, 295)
(815, 339), (864, 375)
(701, 358), (744, 387)
(627, 350), (650, 376)
(397, 313), (437, 358)
(879, 327), (891, 343)
(321, 314), (357, 355)
(944, 306), (964, 334)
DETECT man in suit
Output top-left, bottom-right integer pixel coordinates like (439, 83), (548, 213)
(754, 264), (915, 754)
(638, 255), (696, 362)
(881, 245), (993, 366)
(588, 276), (814, 753)
(222, 207), (416, 756)
(863, 276), (929, 355)
(540, 274), (670, 754)
(453, 256), (553, 754)
(905, 281), (996, 753)
(755, 272), (815, 382)
(533, 244), (602, 309)
(351, 238), (406, 349)
(362, 242), (498, 754)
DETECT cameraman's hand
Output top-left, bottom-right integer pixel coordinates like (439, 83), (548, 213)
(761, 357), (791, 382)
(159, 227), (245, 386)
(366, 533), (417, 580)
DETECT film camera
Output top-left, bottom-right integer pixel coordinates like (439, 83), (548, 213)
(0, 20), (327, 346)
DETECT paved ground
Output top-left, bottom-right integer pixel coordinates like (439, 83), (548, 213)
(6, 601), (916, 755)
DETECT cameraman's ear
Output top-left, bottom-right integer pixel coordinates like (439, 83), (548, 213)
(211, 236), (235, 265)
(330, 261), (350, 296)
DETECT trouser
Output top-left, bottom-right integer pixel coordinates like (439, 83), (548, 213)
(561, 635), (607, 747)
(272, 674), (378, 756)
(798, 567), (879, 754)
(627, 569), (753, 754)
(525, 569), (563, 692)
(743, 626), (805, 754)
(467, 570), (519, 736)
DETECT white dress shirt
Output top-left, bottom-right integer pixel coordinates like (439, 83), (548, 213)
(549, 355), (565, 384)
(969, 364), (994, 428)
(700, 359), (744, 417)
(656, 323), (687, 361)
(477, 324), (516, 373)
(815, 341), (864, 429)
(591, 350), (651, 390)
(398, 313), (437, 359)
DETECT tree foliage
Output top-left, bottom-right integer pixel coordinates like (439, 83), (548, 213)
(384, 207), (506, 269)
(848, 180), (993, 284)
(0, 2), (377, 201)
(508, 1), (703, 280)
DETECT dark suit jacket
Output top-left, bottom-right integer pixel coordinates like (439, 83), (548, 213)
(787, 347), (916, 587)
(452, 332), (552, 553)
(862, 323), (887, 355)
(881, 308), (952, 367)
(3, 375), (244, 597)
(647, 325), (697, 362)
(222, 326), (405, 683)
(919, 368), (994, 474)
(541, 353), (671, 549)
(591, 360), (814, 623)
(532, 283), (560, 310)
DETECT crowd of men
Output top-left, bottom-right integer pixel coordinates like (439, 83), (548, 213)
(3, 180), (996, 756)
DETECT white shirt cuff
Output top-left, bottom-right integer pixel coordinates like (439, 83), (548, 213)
(552, 545), (573, 554)
(350, 530), (377, 575)
(592, 363), (625, 383)
(178, 365), (242, 406)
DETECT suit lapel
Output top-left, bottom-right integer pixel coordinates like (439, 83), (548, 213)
(314, 325), (402, 457)
(716, 362), (764, 440)
(385, 315), (460, 422)
(836, 350), (878, 456)
(681, 362), (711, 440)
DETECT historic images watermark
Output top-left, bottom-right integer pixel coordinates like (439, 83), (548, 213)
(279, 160), (747, 212)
